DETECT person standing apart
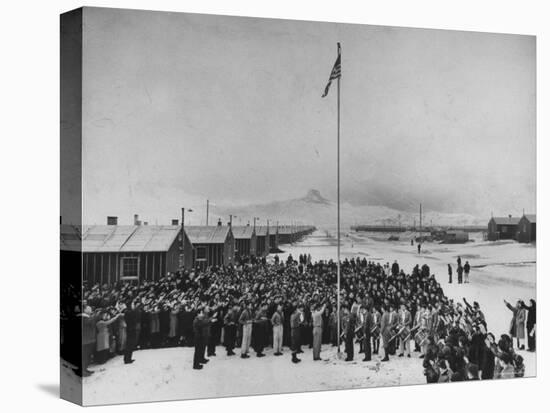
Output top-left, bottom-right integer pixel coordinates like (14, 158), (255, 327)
(271, 304), (284, 356)
(515, 303), (527, 350)
(312, 302), (326, 360)
(522, 299), (536, 351)
(463, 261), (471, 283)
(447, 264), (453, 284)
(504, 299), (525, 350)
(457, 265), (463, 284)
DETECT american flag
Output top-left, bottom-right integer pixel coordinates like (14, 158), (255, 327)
(321, 48), (341, 98)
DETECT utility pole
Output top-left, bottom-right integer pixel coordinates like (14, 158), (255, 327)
(206, 199), (209, 226)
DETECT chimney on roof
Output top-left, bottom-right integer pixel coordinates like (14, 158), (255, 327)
(107, 216), (118, 225)
(509, 214), (512, 221)
(217, 218), (222, 227)
(134, 214), (139, 225)
(172, 219), (179, 226)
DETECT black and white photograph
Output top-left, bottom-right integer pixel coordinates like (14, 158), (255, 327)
(57, 4), (537, 407)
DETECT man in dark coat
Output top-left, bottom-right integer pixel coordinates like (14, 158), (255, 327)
(206, 307), (218, 357)
(223, 306), (238, 356)
(345, 308), (357, 361)
(522, 299), (536, 351)
(290, 305), (303, 363)
(361, 306), (373, 362)
(391, 260), (400, 276)
(252, 304), (268, 357)
(192, 307), (208, 370)
(123, 301), (139, 364)
(457, 265), (463, 284)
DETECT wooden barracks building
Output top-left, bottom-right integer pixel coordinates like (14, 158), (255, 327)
(487, 213), (536, 242)
(487, 215), (520, 241)
(61, 222), (184, 285)
(61, 216), (316, 284)
(254, 225), (270, 257)
(232, 225), (257, 258)
(184, 224), (235, 270)
(517, 214), (536, 243)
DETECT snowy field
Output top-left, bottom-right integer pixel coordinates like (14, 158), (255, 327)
(79, 229), (536, 405)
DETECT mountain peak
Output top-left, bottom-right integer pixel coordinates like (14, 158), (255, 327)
(302, 189), (330, 205)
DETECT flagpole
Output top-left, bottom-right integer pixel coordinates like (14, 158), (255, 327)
(336, 42), (341, 355)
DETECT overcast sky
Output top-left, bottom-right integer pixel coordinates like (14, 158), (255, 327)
(80, 7), (535, 224)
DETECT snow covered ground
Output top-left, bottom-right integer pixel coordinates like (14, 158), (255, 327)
(80, 230), (536, 406)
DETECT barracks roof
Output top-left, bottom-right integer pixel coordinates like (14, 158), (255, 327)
(254, 226), (270, 236)
(491, 217), (521, 225)
(185, 225), (231, 244)
(231, 226), (255, 239)
(60, 225), (181, 253)
(522, 214), (536, 223)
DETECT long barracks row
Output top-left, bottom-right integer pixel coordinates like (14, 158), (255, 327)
(61, 220), (316, 285)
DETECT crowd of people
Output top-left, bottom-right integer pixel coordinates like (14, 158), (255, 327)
(61, 253), (535, 383)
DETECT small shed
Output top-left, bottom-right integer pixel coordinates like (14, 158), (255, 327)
(232, 225), (257, 258)
(487, 216), (520, 241)
(442, 230), (469, 244)
(185, 225), (235, 269)
(517, 214), (536, 243)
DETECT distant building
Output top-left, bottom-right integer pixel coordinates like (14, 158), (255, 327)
(268, 226), (280, 252)
(61, 224), (185, 285)
(232, 225), (257, 258)
(254, 226), (270, 257)
(184, 224), (235, 270)
(277, 225), (317, 244)
(517, 214), (536, 243)
(442, 230), (469, 244)
(487, 215), (520, 241)
(277, 225), (295, 244)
